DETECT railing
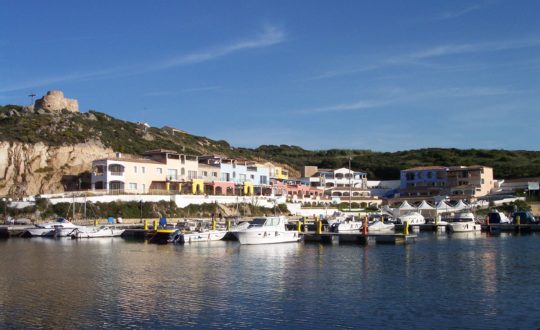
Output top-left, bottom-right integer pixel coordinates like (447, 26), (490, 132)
(110, 171), (124, 176)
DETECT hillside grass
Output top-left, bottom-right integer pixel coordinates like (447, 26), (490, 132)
(1, 105), (540, 180)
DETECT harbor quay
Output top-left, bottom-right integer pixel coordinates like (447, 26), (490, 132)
(3, 214), (540, 245)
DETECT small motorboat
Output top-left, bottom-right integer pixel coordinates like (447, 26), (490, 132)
(148, 229), (182, 244)
(25, 218), (80, 237)
(71, 226), (125, 238)
(368, 220), (395, 232)
(331, 216), (362, 232)
(447, 212), (481, 233)
(397, 212), (425, 225)
(233, 216), (301, 245)
(183, 230), (228, 243)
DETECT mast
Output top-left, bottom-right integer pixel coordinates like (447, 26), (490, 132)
(348, 157), (352, 212)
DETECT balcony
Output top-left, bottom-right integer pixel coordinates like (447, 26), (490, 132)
(110, 171), (124, 176)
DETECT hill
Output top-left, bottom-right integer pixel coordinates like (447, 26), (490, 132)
(1, 104), (540, 197)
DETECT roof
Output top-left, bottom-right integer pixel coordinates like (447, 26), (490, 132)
(143, 149), (179, 155)
(448, 165), (492, 171)
(403, 166), (448, 171)
(93, 158), (160, 164)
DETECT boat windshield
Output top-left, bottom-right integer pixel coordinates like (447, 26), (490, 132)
(450, 217), (474, 223)
(249, 218), (267, 227)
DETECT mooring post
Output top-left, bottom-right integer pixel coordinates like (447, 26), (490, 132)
(143, 219), (148, 230)
(153, 220), (158, 230)
(404, 220), (409, 236)
(362, 216), (368, 235)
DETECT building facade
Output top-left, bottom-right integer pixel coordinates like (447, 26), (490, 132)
(396, 165), (495, 202)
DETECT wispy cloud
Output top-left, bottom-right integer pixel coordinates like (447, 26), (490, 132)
(296, 99), (391, 114)
(436, 3), (485, 20)
(295, 85), (524, 115)
(149, 26), (285, 70)
(0, 26), (286, 93)
(309, 37), (540, 81)
(142, 86), (222, 97)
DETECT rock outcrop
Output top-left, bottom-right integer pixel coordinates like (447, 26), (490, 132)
(0, 141), (116, 197)
(34, 90), (79, 112)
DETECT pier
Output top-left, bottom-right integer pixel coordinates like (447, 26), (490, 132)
(302, 232), (417, 245)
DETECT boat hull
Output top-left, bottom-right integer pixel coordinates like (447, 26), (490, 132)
(336, 222), (362, 232)
(447, 222), (481, 233)
(234, 230), (301, 245)
(184, 230), (227, 243)
(25, 228), (54, 237)
(72, 228), (125, 238)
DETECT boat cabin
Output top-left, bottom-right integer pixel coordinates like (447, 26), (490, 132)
(249, 216), (286, 228)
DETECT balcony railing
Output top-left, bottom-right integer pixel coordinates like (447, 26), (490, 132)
(110, 171), (124, 176)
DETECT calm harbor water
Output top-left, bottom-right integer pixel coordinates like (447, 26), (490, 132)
(1, 233), (540, 329)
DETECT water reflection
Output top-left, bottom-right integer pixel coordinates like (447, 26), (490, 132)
(2, 236), (540, 328)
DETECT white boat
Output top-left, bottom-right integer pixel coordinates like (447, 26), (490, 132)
(333, 216), (363, 232)
(397, 212), (425, 225)
(25, 218), (80, 237)
(183, 230), (228, 243)
(487, 210), (511, 224)
(447, 212), (481, 233)
(368, 220), (395, 232)
(233, 216), (301, 245)
(326, 212), (348, 226)
(71, 226), (125, 238)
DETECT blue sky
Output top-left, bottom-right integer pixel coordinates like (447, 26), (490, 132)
(1, 0), (540, 151)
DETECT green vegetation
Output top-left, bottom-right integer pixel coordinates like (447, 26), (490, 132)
(241, 145), (540, 180)
(1, 104), (540, 180)
(33, 200), (289, 220)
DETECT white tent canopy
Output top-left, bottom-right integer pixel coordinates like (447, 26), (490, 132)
(436, 201), (452, 213)
(399, 201), (416, 210)
(453, 200), (470, 211)
(417, 200), (435, 210)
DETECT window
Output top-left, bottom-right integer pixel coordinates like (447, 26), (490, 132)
(240, 174), (246, 181)
(427, 172), (432, 179)
(203, 171), (208, 177)
(168, 169), (178, 180)
(141, 166), (145, 174)
(156, 168), (163, 175)
(260, 176), (268, 184)
(233, 172), (236, 178)
(181, 168), (185, 176)
(188, 170), (197, 179)
(129, 183), (137, 190)
(405, 173), (415, 181)
(142, 184), (146, 193)
(213, 172), (218, 177)
(250, 175), (255, 179)
(481, 179), (485, 184)
(133, 166), (138, 173)
(417, 172), (422, 179)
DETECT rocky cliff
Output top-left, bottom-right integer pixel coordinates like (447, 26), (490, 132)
(0, 141), (116, 197)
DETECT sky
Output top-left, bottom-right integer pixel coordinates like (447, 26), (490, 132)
(1, 0), (540, 151)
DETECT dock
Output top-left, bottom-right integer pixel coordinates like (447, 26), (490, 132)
(481, 224), (540, 233)
(302, 232), (417, 245)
